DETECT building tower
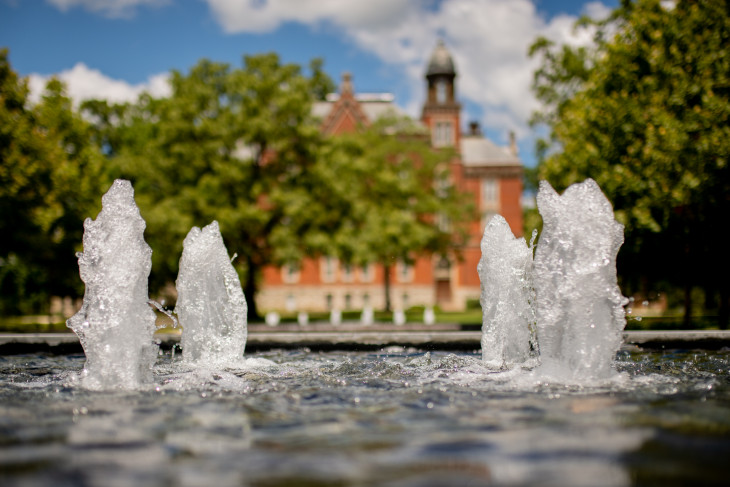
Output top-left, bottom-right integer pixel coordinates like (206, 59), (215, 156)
(422, 40), (461, 149)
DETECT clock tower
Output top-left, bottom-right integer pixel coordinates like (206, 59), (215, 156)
(422, 40), (461, 149)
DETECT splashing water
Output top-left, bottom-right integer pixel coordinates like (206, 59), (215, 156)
(533, 179), (628, 380)
(66, 180), (158, 390)
(478, 215), (537, 369)
(176, 221), (247, 365)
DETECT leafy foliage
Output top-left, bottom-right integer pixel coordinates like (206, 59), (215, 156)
(83, 54), (337, 319)
(530, 0), (730, 326)
(1, 49), (105, 314)
(3, 48), (474, 319)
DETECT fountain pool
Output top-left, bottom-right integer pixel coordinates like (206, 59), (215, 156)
(3, 177), (729, 486)
(1, 347), (729, 486)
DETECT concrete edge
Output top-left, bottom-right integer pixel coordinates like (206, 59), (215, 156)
(0, 330), (729, 355)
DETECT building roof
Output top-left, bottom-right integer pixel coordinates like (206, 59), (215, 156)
(460, 135), (521, 166)
(426, 40), (456, 77)
(313, 94), (421, 128)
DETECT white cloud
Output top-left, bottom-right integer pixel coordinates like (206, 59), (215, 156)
(38, 0), (610, 163)
(28, 63), (170, 105)
(202, 0), (608, 151)
(46, 0), (169, 18)
(582, 1), (613, 20)
(205, 0), (416, 34)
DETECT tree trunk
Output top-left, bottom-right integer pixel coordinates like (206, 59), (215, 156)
(719, 284), (729, 330)
(683, 283), (693, 329)
(383, 264), (392, 313)
(243, 255), (260, 323)
(682, 243), (693, 329)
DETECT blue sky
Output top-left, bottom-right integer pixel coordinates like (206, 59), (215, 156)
(1, 0), (617, 167)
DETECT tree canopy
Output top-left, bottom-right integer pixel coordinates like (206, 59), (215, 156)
(530, 0), (730, 327)
(3, 49), (475, 319)
(1, 49), (105, 314)
(83, 54), (340, 320)
(82, 53), (471, 318)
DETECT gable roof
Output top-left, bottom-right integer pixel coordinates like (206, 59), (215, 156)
(313, 93), (416, 134)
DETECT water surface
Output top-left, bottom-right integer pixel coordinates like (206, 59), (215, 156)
(1, 349), (728, 486)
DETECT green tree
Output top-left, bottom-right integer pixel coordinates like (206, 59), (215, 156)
(530, 0), (730, 328)
(85, 54), (337, 320)
(325, 117), (473, 311)
(82, 54), (472, 317)
(0, 49), (105, 314)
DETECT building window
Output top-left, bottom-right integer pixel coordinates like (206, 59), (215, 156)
(436, 80), (447, 103)
(360, 264), (374, 283)
(363, 293), (370, 307)
(342, 263), (354, 283)
(435, 255), (451, 279)
(285, 294), (296, 312)
(326, 293), (333, 310)
(402, 292), (409, 310)
(435, 166), (452, 230)
(433, 121), (453, 147)
(321, 257), (338, 283)
(435, 173), (450, 198)
(282, 263), (300, 284)
(436, 213), (451, 232)
(397, 260), (414, 283)
(482, 178), (499, 208)
(345, 293), (352, 310)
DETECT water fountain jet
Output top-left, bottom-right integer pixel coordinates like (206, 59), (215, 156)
(176, 221), (247, 365)
(533, 179), (628, 380)
(66, 179), (158, 390)
(479, 179), (628, 380)
(478, 215), (537, 369)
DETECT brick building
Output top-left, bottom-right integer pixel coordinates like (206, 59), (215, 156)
(257, 41), (523, 313)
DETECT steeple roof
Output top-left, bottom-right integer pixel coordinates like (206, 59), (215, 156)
(426, 40), (456, 77)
